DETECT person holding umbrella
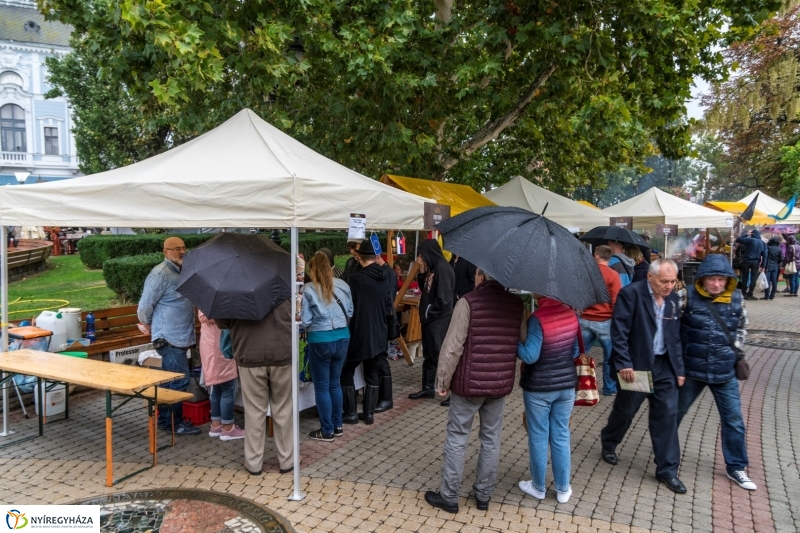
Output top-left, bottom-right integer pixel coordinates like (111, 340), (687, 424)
(341, 239), (393, 425)
(301, 252), (354, 441)
(408, 239), (456, 400)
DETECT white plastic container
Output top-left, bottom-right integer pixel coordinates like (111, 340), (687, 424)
(58, 308), (83, 342)
(35, 311), (67, 352)
(34, 382), (66, 416)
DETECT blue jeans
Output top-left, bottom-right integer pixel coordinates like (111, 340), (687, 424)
(523, 388), (575, 493)
(210, 378), (237, 425)
(156, 344), (191, 427)
(787, 272), (799, 295)
(677, 377), (748, 473)
(766, 269), (779, 299)
(308, 339), (348, 434)
(580, 318), (615, 395)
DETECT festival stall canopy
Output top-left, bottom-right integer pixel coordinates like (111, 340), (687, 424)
(704, 201), (775, 225)
(602, 187), (731, 229)
(380, 174), (495, 216)
(738, 190), (800, 225)
(577, 200), (601, 210)
(0, 109), (432, 229)
(482, 176), (613, 232)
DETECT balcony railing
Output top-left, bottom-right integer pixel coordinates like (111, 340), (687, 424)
(1, 151), (79, 168)
(1, 151), (30, 164)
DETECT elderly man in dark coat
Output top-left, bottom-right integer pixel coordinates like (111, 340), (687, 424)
(678, 254), (755, 491)
(600, 259), (687, 493)
(341, 239), (393, 425)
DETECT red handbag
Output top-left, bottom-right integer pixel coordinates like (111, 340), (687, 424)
(574, 325), (599, 406)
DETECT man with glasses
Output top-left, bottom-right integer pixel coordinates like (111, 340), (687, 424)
(600, 259), (687, 493)
(138, 237), (201, 435)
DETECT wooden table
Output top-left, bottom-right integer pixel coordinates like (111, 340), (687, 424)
(0, 349), (184, 486)
(393, 262), (423, 365)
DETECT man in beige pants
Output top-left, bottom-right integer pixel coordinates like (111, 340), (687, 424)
(217, 299), (295, 474)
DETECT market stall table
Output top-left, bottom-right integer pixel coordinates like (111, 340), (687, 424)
(0, 349), (185, 486)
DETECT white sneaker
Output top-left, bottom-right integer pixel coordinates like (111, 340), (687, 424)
(518, 480), (545, 500)
(556, 487), (572, 503)
(727, 470), (757, 490)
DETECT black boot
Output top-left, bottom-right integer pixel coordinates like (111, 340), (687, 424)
(375, 376), (393, 413)
(358, 385), (379, 425)
(342, 386), (359, 425)
(409, 367), (435, 399)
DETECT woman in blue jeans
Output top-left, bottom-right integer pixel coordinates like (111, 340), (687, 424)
(301, 252), (354, 441)
(517, 297), (579, 504)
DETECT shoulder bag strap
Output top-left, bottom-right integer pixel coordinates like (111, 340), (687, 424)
(700, 298), (743, 361)
(332, 293), (350, 326)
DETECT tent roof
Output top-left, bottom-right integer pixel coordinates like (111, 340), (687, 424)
(738, 190), (800, 224)
(577, 200), (601, 210)
(482, 176), (613, 232)
(0, 109), (432, 229)
(380, 174), (495, 216)
(603, 187), (731, 229)
(704, 201), (775, 225)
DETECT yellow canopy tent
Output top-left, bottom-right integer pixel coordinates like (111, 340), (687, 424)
(704, 201), (775, 225)
(577, 200), (601, 210)
(380, 174), (496, 216)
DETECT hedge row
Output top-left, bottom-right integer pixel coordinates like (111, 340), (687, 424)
(78, 234), (215, 269)
(102, 253), (164, 302)
(100, 231), (420, 302)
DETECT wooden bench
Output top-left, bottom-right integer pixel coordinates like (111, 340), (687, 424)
(114, 387), (195, 450)
(79, 306), (201, 358)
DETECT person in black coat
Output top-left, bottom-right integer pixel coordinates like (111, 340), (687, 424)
(762, 237), (783, 300)
(450, 255), (477, 301)
(600, 259), (687, 493)
(341, 239), (392, 425)
(409, 239), (455, 399)
(374, 252), (398, 413)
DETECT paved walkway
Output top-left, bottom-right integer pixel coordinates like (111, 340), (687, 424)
(1, 292), (799, 532)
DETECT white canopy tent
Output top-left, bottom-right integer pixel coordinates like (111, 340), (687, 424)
(738, 190), (800, 225)
(602, 186), (731, 229)
(0, 109), (432, 500)
(482, 176), (614, 232)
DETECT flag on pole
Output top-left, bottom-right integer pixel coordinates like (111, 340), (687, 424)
(770, 194), (797, 221)
(740, 193), (759, 222)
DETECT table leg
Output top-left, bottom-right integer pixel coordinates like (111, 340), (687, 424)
(64, 382), (69, 420)
(37, 377), (44, 436)
(105, 391), (113, 487)
(268, 416), (274, 438)
(152, 388), (158, 467)
(397, 336), (413, 365)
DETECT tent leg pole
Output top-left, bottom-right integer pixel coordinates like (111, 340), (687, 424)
(288, 226), (305, 502)
(1, 226), (12, 438)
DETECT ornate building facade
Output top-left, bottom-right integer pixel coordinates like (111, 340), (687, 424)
(0, 0), (79, 185)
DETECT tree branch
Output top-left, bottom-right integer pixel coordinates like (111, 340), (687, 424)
(434, 0), (454, 26)
(438, 64), (556, 174)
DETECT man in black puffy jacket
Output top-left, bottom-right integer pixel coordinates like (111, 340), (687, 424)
(734, 229), (766, 300)
(677, 254), (755, 491)
(409, 239), (455, 400)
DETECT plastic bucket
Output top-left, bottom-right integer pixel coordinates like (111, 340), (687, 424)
(58, 308), (82, 342)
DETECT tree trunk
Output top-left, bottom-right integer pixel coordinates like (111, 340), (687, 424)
(437, 64), (556, 177)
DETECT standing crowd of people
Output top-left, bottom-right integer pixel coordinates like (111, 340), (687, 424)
(137, 233), (757, 507)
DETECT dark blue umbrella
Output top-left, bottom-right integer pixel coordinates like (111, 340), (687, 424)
(436, 206), (609, 310)
(177, 233), (291, 320)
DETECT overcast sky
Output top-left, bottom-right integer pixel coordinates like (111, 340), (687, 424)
(685, 78), (711, 120)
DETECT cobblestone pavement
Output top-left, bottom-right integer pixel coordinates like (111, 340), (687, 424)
(1, 291), (799, 532)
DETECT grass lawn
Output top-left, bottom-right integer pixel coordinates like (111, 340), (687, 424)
(7, 255), (121, 321)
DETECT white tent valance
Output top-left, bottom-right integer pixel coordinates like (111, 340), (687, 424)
(0, 109), (431, 229)
(603, 187), (731, 229)
(482, 176), (614, 232)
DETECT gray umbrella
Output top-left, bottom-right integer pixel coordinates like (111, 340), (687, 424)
(436, 206), (609, 310)
(176, 233), (291, 320)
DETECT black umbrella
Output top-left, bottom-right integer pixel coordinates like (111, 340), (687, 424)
(177, 233), (291, 320)
(580, 226), (651, 254)
(436, 206), (609, 311)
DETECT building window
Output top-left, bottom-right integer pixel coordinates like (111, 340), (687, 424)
(0, 71), (23, 88)
(0, 104), (26, 153)
(44, 126), (59, 155)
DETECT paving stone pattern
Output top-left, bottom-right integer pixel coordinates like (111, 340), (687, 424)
(1, 294), (799, 532)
